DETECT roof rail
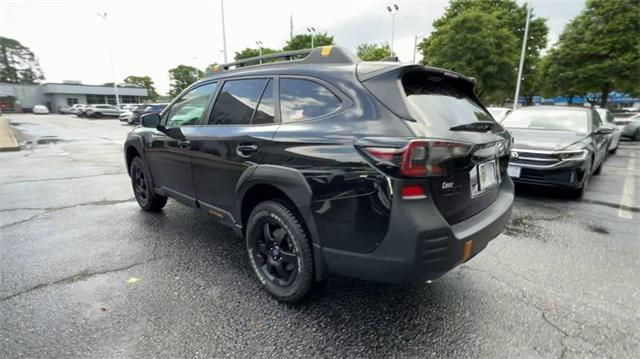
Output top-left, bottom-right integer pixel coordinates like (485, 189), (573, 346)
(209, 46), (359, 74)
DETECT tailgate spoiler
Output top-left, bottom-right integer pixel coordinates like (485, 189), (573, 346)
(356, 63), (478, 121)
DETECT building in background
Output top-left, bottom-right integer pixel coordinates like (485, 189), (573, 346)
(0, 81), (148, 112)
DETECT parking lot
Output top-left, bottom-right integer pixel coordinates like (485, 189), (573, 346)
(1, 114), (639, 358)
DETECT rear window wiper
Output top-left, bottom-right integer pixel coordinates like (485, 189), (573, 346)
(449, 121), (499, 132)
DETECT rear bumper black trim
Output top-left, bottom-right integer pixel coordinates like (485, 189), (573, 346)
(322, 178), (513, 284)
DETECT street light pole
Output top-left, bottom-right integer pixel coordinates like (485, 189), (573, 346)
(513, 0), (532, 110)
(221, 0), (228, 63)
(255, 41), (263, 63)
(412, 33), (429, 64)
(306, 27), (316, 49)
(96, 12), (120, 108)
(386, 4), (399, 56)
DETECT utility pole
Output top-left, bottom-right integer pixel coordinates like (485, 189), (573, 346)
(513, 0), (532, 109)
(96, 12), (120, 108)
(386, 4), (399, 56)
(290, 13), (294, 42)
(221, 0), (228, 63)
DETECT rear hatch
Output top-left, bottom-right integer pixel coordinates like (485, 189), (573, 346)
(357, 64), (511, 224)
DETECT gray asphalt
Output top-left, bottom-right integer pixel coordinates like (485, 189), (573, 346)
(1, 114), (639, 358)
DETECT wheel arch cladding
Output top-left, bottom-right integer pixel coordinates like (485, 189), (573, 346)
(236, 165), (328, 281)
(124, 136), (146, 175)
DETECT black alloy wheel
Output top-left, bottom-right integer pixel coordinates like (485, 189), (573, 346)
(246, 200), (313, 303)
(252, 219), (299, 286)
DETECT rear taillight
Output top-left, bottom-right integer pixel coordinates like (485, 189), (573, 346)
(362, 139), (473, 177)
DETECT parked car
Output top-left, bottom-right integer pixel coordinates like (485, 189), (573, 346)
(32, 105), (50, 114)
(614, 113), (640, 141)
(595, 108), (621, 153)
(502, 106), (613, 198)
(123, 103), (168, 124)
(487, 107), (512, 122)
(124, 46), (514, 302)
(69, 104), (84, 115)
(75, 104), (92, 117)
(85, 104), (123, 118)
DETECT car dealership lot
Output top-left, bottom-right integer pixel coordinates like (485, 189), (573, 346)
(1, 114), (639, 358)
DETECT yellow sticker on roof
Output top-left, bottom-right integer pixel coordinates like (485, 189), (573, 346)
(320, 46), (333, 57)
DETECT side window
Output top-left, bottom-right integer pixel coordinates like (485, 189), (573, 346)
(280, 78), (341, 122)
(253, 79), (275, 124)
(209, 79), (267, 125)
(166, 82), (218, 127)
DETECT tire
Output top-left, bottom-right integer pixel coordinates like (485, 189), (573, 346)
(633, 129), (640, 142)
(93, 112), (102, 119)
(246, 200), (313, 303)
(594, 161), (602, 175)
(609, 147), (617, 155)
(129, 156), (167, 211)
(571, 158), (592, 198)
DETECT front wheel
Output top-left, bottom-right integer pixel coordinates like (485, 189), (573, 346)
(246, 200), (314, 303)
(571, 159), (592, 198)
(129, 157), (167, 211)
(633, 129), (640, 142)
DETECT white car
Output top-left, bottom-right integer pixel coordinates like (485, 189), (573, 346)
(487, 107), (512, 122)
(85, 104), (123, 118)
(32, 105), (50, 114)
(595, 108), (621, 154)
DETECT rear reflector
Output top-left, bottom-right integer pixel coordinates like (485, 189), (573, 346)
(462, 240), (473, 261)
(401, 185), (426, 200)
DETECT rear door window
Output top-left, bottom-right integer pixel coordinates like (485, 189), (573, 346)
(280, 78), (341, 122)
(209, 79), (267, 125)
(402, 72), (494, 127)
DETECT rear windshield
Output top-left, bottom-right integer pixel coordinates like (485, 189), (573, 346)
(502, 109), (588, 133)
(402, 73), (493, 127)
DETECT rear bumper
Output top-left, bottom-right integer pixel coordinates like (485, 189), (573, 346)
(321, 178), (513, 284)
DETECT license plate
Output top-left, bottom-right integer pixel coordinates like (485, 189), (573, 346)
(470, 160), (499, 197)
(507, 165), (521, 178)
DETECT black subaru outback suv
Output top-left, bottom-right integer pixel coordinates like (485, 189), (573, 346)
(124, 46), (514, 302)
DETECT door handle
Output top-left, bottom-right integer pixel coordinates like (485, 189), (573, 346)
(236, 144), (258, 157)
(177, 140), (191, 149)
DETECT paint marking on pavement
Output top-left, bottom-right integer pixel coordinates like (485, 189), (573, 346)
(618, 151), (636, 219)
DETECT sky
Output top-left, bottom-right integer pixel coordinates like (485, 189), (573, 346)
(0, 0), (585, 95)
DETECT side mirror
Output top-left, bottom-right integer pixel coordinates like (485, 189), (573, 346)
(596, 127), (614, 134)
(141, 113), (160, 128)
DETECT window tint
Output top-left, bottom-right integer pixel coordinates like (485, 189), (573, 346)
(280, 78), (341, 122)
(253, 79), (275, 124)
(402, 73), (494, 128)
(209, 79), (267, 125)
(166, 82), (218, 127)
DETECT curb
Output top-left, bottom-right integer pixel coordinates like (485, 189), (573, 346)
(0, 117), (20, 152)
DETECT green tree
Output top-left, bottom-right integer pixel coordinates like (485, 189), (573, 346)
(168, 65), (203, 97)
(541, 0), (640, 108)
(0, 36), (44, 84)
(234, 47), (279, 60)
(357, 43), (392, 61)
(124, 75), (159, 100)
(421, 0), (548, 104)
(283, 33), (333, 51)
(419, 9), (519, 103)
